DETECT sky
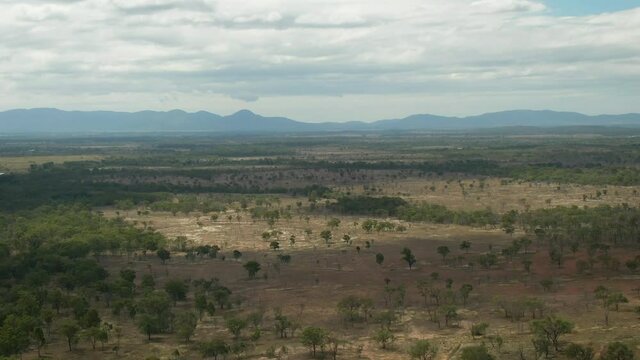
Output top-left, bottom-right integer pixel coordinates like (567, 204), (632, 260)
(1, 0), (639, 122)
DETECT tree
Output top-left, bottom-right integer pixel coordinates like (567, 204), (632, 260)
(519, 237), (532, 253)
(327, 218), (341, 229)
(402, 247), (417, 269)
(269, 241), (280, 250)
(540, 278), (554, 292)
(141, 274), (155, 289)
(376, 253), (385, 265)
(0, 314), (33, 356)
(606, 292), (629, 312)
(230, 341), (250, 359)
(274, 311), (291, 338)
(157, 248), (171, 264)
(243, 261), (261, 279)
(225, 317), (247, 340)
(409, 339), (437, 360)
(478, 253), (497, 269)
(373, 328), (395, 349)
(136, 291), (173, 340)
(471, 323), (489, 339)
(199, 339), (229, 360)
(165, 279), (188, 305)
(530, 315), (573, 351)
(437, 246), (450, 261)
(232, 250), (242, 261)
(460, 284), (473, 305)
(565, 343), (595, 360)
(549, 248), (564, 268)
(594, 286), (628, 325)
(60, 319), (81, 351)
(320, 230), (332, 243)
(337, 295), (373, 322)
(443, 305), (458, 327)
(601, 342), (634, 360)
(461, 345), (494, 360)
(301, 327), (327, 357)
(175, 311), (198, 343)
(31, 326), (47, 357)
(326, 336), (341, 360)
(460, 241), (471, 253)
(137, 314), (157, 341)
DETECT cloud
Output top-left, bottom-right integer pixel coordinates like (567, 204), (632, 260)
(0, 0), (639, 120)
(470, 0), (546, 13)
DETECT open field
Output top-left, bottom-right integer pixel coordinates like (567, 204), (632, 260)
(0, 154), (104, 172)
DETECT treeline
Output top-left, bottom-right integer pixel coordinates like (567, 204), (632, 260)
(329, 196), (409, 217)
(0, 164), (331, 211)
(518, 204), (640, 247)
(329, 196), (498, 227)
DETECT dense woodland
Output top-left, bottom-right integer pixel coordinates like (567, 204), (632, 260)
(0, 132), (639, 359)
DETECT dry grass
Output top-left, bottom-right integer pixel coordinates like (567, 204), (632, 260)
(0, 155), (104, 172)
(88, 184), (640, 359)
(340, 177), (640, 212)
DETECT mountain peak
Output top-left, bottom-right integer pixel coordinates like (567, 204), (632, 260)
(230, 109), (257, 117)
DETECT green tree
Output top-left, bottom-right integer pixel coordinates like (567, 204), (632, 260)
(60, 319), (81, 351)
(32, 326), (47, 357)
(199, 339), (229, 360)
(225, 317), (247, 340)
(471, 323), (489, 339)
(409, 339), (437, 360)
(175, 311), (198, 343)
(327, 218), (341, 229)
(461, 345), (494, 360)
(141, 274), (156, 289)
(320, 230), (332, 243)
(443, 305), (458, 327)
(460, 284), (473, 305)
(460, 241), (471, 253)
(136, 291), (173, 340)
(0, 314), (33, 356)
(376, 252), (385, 265)
(437, 246), (450, 261)
(157, 248), (171, 264)
(243, 261), (261, 279)
(565, 343), (595, 360)
(195, 293), (208, 319)
(530, 315), (574, 351)
(601, 342), (634, 360)
(401, 247), (417, 269)
(373, 328), (395, 349)
(301, 327), (327, 357)
(165, 279), (188, 306)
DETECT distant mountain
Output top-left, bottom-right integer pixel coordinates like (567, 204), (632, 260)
(1, 108), (639, 133)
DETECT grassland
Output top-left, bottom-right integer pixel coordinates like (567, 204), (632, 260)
(0, 131), (639, 360)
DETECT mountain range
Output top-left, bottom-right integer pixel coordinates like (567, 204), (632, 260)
(1, 108), (640, 133)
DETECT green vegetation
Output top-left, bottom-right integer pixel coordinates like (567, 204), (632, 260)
(1, 133), (639, 359)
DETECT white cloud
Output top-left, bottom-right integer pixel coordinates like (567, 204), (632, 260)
(470, 0), (546, 13)
(0, 0), (638, 120)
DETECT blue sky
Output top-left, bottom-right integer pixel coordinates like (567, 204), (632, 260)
(547, 0), (640, 15)
(1, 0), (639, 121)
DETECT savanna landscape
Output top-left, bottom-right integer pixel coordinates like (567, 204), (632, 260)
(1, 131), (639, 360)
